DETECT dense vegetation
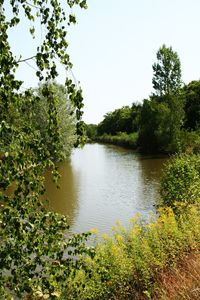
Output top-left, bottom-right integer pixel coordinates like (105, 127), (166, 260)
(160, 154), (200, 208)
(0, 2), (199, 299)
(0, 1), (94, 299)
(67, 203), (200, 299)
(88, 45), (200, 154)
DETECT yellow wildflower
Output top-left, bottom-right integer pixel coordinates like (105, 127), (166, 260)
(115, 234), (123, 243)
(90, 228), (98, 234)
(102, 233), (109, 240)
(130, 213), (141, 224)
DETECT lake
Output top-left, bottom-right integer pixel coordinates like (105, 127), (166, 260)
(45, 143), (167, 233)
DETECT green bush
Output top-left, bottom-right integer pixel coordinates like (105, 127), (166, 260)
(160, 154), (200, 207)
(179, 130), (200, 154)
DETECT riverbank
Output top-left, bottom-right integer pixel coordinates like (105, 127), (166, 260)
(94, 132), (138, 149)
(92, 133), (173, 155)
(64, 204), (200, 299)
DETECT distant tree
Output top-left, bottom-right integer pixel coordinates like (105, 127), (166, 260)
(152, 44), (182, 96)
(97, 111), (115, 135)
(114, 106), (133, 133)
(138, 99), (159, 153)
(32, 82), (77, 159)
(154, 93), (184, 152)
(97, 105), (141, 136)
(131, 102), (142, 132)
(183, 80), (200, 131)
(138, 94), (185, 153)
(85, 123), (98, 140)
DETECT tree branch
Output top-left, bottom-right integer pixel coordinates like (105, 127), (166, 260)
(25, 1), (40, 10)
(17, 56), (36, 63)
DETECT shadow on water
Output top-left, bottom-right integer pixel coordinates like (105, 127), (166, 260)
(44, 161), (79, 227)
(136, 155), (167, 212)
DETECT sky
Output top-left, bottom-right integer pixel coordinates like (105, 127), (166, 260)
(6, 0), (200, 124)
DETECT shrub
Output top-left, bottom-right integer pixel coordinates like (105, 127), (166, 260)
(179, 130), (200, 154)
(160, 154), (200, 208)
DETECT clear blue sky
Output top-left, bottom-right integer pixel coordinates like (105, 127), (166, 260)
(7, 0), (200, 124)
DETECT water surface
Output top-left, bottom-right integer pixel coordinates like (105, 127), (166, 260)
(45, 144), (167, 233)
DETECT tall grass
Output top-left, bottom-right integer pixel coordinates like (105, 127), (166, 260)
(65, 205), (200, 299)
(95, 132), (138, 149)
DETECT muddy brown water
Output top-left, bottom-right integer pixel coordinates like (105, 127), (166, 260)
(45, 143), (167, 233)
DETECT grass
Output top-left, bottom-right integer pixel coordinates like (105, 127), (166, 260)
(154, 252), (200, 299)
(95, 132), (138, 148)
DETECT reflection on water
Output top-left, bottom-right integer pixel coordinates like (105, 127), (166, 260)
(45, 144), (167, 233)
(44, 161), (78, 226)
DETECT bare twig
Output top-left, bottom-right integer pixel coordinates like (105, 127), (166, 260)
(17, 56), (36, 63)
(25, 1), (40, 10)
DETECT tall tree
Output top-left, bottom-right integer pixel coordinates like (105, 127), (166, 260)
(152, 44), (182, 96)
(139, 45), (184, 153)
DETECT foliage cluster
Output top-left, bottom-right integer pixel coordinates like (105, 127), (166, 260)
(85, 123), (98, 141)
(97, 104), (141, 137)
(0, 81), (78, 161)
(152, 44), (182, 96)
(30, 82), (78, 160)
(139, 93), (185, 153)
(183, 80), (200, 131)
(160, 154), (200, 208)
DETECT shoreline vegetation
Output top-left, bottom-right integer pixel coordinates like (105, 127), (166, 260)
(73, 203), (200, 300)
(61, 154), (200, 299)
(94, 132), (138, 150)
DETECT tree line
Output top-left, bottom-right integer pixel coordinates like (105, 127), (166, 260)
(86, 45), (200, 154)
